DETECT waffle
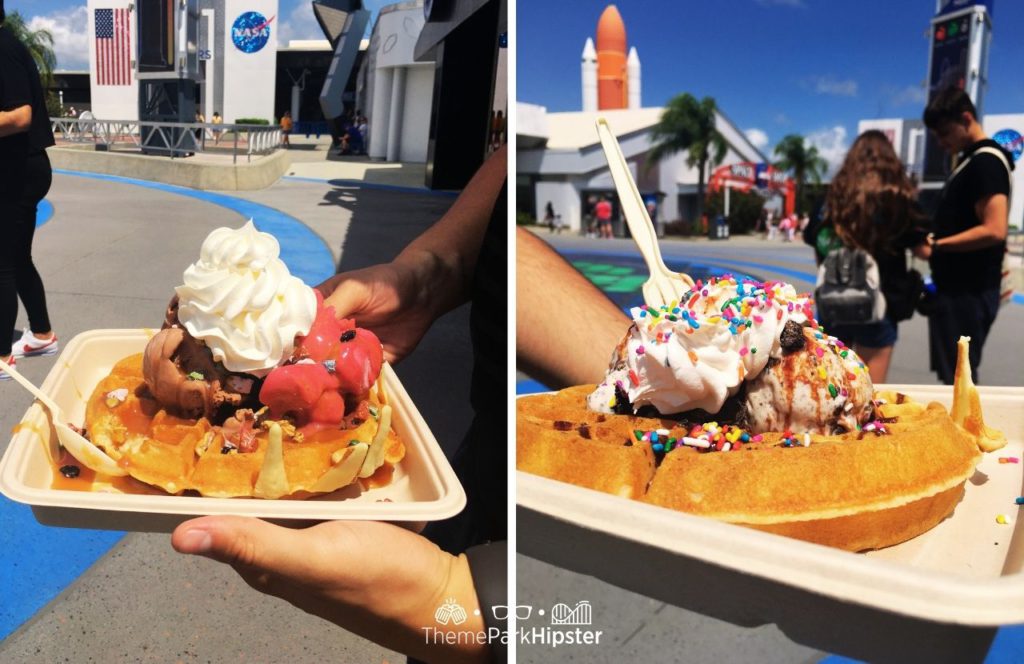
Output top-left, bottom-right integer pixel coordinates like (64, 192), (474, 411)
(85, 353), (406, 498)
(517, 338), (1002, 552)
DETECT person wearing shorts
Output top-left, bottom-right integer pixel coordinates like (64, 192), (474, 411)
(803, 130), (927, 383)
(594, 196), (613, 239)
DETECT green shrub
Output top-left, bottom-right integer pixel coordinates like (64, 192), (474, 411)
(45, 92), (63, 118)
(663, 220), (698, 236)
(516, 211), (535, 226)
(234, 118), (271, 126)
(704, 188), (765, 235)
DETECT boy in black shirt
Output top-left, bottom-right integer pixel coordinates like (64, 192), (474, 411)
(920, 87), (1013, 384)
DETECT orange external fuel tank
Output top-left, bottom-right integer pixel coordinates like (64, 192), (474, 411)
(596, 5), (628, 110)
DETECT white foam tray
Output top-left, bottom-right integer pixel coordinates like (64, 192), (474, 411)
(518, 385), (1024, 661)
(0, 329), (465, 531)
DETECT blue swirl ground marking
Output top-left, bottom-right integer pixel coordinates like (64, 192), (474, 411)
(560, 245), (1024, 306)
(52, 170), (335, 286)
(1, 170), (338, 642)
(0, 504), (124, 638)
(822, 623), (1024, 664)
(559, 246), (816, 287)
(36, 199), (53, 227)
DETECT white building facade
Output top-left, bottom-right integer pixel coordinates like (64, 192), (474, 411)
(363, 1), (435, 163)
(517, 104), (768, 233)
(86, 0), (279, 123)
(86, 0), (139, 120)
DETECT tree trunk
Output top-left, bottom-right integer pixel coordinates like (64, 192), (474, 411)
(695, 156), (707, 235)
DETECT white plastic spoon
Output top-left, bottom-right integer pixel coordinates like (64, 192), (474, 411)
(595, 118), (695, 308)
(0, 358), (127, 476)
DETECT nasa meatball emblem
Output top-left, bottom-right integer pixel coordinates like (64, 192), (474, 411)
(232, 11), (274, 53)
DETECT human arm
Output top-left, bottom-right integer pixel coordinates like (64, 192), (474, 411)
(0, 45), (34, 138)
(172, 517), (493, 664)
(0, 104), (31, 138)
(317, 145), (507, 363)
(916, 193), (1009, 258)
(516, 227), (629, 388)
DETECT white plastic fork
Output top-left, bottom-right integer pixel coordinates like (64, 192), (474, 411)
(0, 358), (127, 476)
(595, 118), (694, 308)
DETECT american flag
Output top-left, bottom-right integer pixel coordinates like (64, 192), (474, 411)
(95, 8), (131, 86)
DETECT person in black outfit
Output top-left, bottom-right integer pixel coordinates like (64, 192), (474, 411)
(0, 3), (59, 377)
(920, 87), (1013, 384)
(802, 130), (928, 383)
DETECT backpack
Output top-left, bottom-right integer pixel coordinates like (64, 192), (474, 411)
(814, 246), (886, 326)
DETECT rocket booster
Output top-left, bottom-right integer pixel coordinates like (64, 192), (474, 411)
(582, 38), (598, 112)
(627, 47), (641, 109)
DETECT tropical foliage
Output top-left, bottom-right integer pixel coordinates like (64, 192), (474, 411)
(773, 134), (828, 213)
(4, 12), (56, 87)
(3, 11), (62, 115)
(648, 93), (728, 230)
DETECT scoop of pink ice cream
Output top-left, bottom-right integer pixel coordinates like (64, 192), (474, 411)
(259, 291), (383, 430)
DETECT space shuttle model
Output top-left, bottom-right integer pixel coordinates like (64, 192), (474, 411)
(581, 5), (641, 111)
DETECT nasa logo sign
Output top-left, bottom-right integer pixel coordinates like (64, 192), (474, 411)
(993, 128), (1023, 163)
(232, 11), (274, 53)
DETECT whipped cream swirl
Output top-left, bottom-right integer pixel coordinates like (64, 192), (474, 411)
(588, 278), (815, 415)
(176, 220), (316, 376)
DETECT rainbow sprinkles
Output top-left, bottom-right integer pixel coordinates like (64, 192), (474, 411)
(590, 275), (880, 440)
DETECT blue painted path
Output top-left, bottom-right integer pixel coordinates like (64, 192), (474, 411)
(36, 199), (53, 227)
(559, 244), (1024, 307)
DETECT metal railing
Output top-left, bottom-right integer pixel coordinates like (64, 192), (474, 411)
(49, 117), (283, 164)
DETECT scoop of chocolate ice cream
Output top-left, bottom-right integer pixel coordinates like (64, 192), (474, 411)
(162, 295), (180, 329)
(743, 326), (874, 434)
(142, 327), (255, 420)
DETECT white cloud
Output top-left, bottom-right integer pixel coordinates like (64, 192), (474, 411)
(805, 75), (858, 97)
(745, 128), (769, 150)
(27, 5), (90, 70)
(805, 125), (850, 177)
(886, 84), (928, 107)
(278, 3), (324, 45)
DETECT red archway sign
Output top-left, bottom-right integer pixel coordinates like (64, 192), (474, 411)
(707, 162), (795, 216)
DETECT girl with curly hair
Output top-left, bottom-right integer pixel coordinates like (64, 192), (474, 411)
(803, 130), (929, 382)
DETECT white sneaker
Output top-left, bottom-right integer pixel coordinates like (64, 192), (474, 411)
(11, 329), (59, 358)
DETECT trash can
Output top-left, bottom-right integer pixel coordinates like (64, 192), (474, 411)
(709, 215), (729, 240)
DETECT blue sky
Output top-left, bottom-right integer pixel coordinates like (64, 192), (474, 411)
(7, 0), (391, 68)
(518, 0), (1024, 171)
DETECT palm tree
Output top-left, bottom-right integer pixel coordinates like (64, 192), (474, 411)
(2, 11), (57, 88)
(773, 134), (828, 213)
(647, 93), (728, 230)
